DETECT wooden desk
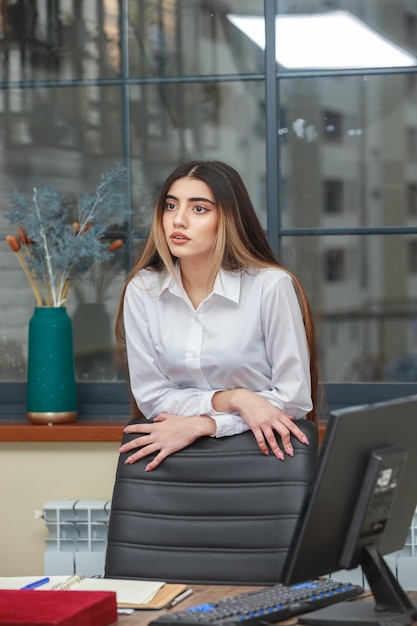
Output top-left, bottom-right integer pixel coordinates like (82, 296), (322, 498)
(116, 585), (417, 625)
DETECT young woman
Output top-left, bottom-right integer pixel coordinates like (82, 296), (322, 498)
(115, 160), (319, 471)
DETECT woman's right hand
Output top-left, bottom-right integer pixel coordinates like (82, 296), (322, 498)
(119, 413), (216, 470)
(212, 389), (309, 460)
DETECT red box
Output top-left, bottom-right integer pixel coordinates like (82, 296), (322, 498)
(0, 589), (117, 626)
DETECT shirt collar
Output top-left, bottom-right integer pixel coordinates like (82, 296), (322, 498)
(156, 266), (242, 303)
(212, 268), (241, 303)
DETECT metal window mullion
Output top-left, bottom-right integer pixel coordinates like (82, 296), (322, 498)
(265, 0), (280, 256)
(120, 0), (134, 273)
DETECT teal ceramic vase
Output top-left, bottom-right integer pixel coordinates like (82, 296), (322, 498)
(26, 307), (78, 424)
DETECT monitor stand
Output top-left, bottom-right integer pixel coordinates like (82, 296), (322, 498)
(298, 545), (417, 626)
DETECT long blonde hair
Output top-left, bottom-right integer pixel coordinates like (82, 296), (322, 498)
(116, 160), (320, 423)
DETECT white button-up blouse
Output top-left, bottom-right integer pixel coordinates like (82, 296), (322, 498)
(123, 266), (312, 438)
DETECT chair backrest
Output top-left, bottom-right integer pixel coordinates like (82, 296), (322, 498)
(105, 418), (318, 585)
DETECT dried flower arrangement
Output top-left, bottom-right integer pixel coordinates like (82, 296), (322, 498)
(4, 164), (130, 307)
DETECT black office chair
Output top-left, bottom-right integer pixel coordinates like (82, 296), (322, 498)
(105, 418), (318, 585)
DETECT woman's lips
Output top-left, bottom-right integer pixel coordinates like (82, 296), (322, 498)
(170, 233), (190, 244)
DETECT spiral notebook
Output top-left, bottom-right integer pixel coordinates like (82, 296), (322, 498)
(0, 575), (187, 609)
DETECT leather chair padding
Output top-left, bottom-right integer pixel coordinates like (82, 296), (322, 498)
(105, 418), (318, 585)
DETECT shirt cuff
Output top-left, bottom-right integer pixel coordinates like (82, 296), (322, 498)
(199, 391), (250, 437)
(208, 413), (250, 438)
(199, 390), (219, 416)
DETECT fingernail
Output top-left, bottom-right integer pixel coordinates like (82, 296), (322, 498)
(285, 446), (294, 457)
(263, 449), (269, 456)
(119, 445), (125, 452)
(301, 436), (309, 445)
(124, 456), (133, 464)
(277, 451), (285, 461)
(145, 464), (152, 472)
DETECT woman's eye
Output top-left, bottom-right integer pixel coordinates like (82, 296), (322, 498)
(193, 205), (208, 214)
(165, 202), (176, 211)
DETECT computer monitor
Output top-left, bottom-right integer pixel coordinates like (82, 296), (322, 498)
(281, 395), (417, 625)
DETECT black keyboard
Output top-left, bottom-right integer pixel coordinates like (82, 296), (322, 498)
(150, 579), (364, 626)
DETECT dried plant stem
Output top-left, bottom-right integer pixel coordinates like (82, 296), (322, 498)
(15, 251), (43, 307)
(60, 279), (72, 303)
(33, 188), (59, 307)
(56, 276), (64, 307)
(55, 273), (72, 307)
(39, 281), (51, 308)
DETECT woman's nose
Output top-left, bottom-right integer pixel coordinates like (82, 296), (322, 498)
(173, 207), (187, 227)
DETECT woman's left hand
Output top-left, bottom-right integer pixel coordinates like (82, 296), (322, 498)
(212, 388), (309, 459)
(119, 413), (216, 471)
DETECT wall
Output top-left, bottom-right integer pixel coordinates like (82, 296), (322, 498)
(0, 442), (118, 576)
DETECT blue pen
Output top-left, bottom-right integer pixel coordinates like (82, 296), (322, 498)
(20, 577), (50, 590)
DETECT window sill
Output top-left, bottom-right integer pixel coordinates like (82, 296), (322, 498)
(0, 419), (327, 443)
(0, 419), (126, 442)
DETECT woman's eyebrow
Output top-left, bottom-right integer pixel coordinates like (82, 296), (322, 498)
(165, 194), (216, 205)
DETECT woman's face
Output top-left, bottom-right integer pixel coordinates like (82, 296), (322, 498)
(162, 177), (219, 265)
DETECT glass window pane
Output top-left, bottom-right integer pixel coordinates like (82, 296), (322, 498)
(0, 83), (127, 233)
(129, 80), (267, 228)
(279, 74), (417, 229)
(282, 235), (417, 384)
(276, 0), (417, 71)
(0, 1), (121, 81)
(71, 269), (126, 382)
(0, 82), (128, 382)
(0, 84), (125, 231)
(127, 0), (265, 77)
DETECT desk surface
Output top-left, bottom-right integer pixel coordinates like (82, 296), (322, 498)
(115, 585), (417, 626)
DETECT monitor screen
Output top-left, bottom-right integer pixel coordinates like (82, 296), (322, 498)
(280, 395), (417, 625)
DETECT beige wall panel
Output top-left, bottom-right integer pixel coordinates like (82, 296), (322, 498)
(0, 443), (118, 576)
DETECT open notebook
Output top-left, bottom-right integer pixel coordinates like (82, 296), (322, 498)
(0, 575), (187, 609)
